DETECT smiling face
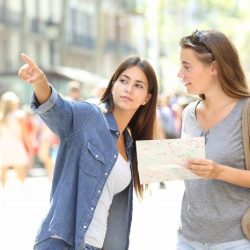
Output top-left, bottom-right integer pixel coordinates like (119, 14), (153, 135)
(177, 48), (216, 95)
(112, 66), (151, 115)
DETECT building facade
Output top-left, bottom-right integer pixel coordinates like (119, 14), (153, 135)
(0, 0), (144, 78)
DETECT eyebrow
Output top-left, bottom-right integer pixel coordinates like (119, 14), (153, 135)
(182, 61), (191, 65)
(120, 74), (146, 85)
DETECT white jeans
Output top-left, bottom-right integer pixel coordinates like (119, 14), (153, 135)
(177, 232), (250, 250)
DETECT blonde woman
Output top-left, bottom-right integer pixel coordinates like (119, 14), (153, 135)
(0, 91), (29, 188)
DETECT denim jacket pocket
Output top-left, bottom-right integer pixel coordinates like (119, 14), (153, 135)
(80, 141), (106, 177)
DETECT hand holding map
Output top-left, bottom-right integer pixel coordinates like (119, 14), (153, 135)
(136, 137), (205, 184)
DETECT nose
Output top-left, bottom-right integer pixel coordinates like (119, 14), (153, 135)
(177, 69), (184, 79)
(124, 83), (133, 93)
(177, 70), (182, 78)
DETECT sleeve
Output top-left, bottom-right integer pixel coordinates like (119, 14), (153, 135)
(31, 85), (94, 139)
(181, 102), (193, 138)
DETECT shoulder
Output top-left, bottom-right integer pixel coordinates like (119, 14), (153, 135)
(71, 101), (108, 123)
(182, 100), (199, 117)
(70, 100), (99, 113)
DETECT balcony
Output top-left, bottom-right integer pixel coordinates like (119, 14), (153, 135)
(30, 18), (44, 35)
(69, 33), (96, 50)
(0, 6), (21, 28)
(104, 40), (137, 54)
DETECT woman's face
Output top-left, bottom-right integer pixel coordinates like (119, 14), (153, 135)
(112, 66), (151, 114)
(177, 48), (214, 95)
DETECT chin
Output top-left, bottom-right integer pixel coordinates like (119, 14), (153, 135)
(186, 89), (194, 95)
(186, 89), (200, 95)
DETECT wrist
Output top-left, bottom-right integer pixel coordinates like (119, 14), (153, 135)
(215, 163), (224, 180)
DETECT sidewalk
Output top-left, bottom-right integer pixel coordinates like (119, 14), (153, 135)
(0, 174), (184, 250)
(130, 182), (184, 250)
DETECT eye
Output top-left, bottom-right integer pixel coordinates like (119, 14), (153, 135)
(184, 65), (191, 71)
(135, 83), (144, 89)
(119, 78), (128, 84)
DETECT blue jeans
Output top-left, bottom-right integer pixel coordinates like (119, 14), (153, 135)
(34, 238), (101, 250)
(177, 232), (250, 250)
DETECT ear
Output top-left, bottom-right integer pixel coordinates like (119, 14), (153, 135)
(210, 61), (218, 76)
(142, 93), (152, 105)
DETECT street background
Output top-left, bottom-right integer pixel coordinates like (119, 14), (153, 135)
(0, 172), (184, 250)
(1, 1), (248, 249)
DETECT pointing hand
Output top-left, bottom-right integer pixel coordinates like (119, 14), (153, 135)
(18, 53), (48, 85)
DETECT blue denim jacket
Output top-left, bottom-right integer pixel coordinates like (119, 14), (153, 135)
(32, 87), (134, 250)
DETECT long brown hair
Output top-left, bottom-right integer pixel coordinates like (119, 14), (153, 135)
(180, 29), (250, 99)
(101, 56), (158, 198)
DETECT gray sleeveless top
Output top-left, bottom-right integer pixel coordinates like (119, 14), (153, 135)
(179, 98), (250, 243)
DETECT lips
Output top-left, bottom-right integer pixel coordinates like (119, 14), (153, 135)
(120, 95), (133, 101)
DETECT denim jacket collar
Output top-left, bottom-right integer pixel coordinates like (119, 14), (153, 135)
(103, 111), (133, 150)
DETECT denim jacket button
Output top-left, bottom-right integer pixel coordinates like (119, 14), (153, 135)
(105, 172), (108, 176)
(98, 190), (101, 193)
(114, 155), (117, 158)
(83, 225), (87, 229)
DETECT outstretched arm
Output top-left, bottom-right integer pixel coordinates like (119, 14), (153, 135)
(184, 158), (250, 188)
(18, 53), (51, 104)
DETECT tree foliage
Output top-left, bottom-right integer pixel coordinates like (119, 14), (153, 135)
(144, 0), (250, 91)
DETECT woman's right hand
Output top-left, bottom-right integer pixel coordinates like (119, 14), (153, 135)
(18, 53), (47, 85)
(18, 53), (51, 104)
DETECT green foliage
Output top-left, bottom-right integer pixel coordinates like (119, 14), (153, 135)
(143, 0), (250, 92)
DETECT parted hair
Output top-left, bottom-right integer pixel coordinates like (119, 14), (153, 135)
(101, 56), (158, 198)
(180, 29), (250, 99)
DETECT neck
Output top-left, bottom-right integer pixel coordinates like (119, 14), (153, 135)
(203, 96), (237, 111)
(112, 109), (135, 134)
(202, 88), (238, 111)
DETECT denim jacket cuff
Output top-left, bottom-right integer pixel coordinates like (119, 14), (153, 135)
(31, 84), (58, 114)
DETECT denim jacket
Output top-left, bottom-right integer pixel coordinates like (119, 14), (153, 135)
(32, 86), (134, 250)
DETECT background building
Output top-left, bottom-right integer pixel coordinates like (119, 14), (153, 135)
(1, 0), (250, 101)
(0, 0), (143, 73)
(0, 0), (144, 101)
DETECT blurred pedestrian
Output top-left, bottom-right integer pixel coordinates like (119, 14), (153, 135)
(65, 80), (82, 101)
(18, 53), (158, 250)
(87, 79), (108, 104)
(177, 29), (250, 249)
(37, 120), (59, 182)
(22, 104), (40, 171)
(156, 95), (177, 139)
(0, 91), (29, 188)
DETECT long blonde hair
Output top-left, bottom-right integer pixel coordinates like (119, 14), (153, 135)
(0, 91), (20, 124)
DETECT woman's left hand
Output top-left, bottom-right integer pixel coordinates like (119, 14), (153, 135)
(183, 158), (221, 179)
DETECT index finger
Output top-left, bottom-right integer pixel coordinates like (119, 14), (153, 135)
(21, 53), (39, 70)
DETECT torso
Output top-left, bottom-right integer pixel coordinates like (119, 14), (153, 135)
(195, 98), (239, 131)
(85, 154), (131, 248)
(0, 112), (28, 167)
(117, 134), (128, 161)
(180, 98), (250, 243)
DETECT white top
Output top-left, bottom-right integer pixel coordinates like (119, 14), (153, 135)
(0, 111), (28, 167)
(85, 153), (131, 248)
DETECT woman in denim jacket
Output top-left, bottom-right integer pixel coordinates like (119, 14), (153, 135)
(18, 54), (158, 250)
